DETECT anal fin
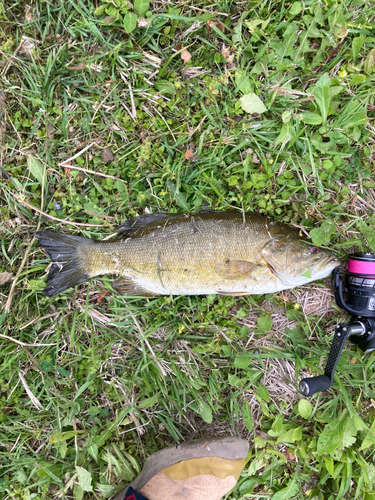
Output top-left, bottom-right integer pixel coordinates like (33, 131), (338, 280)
(217, 291), (251, 296)
(113, 276), (160, 297)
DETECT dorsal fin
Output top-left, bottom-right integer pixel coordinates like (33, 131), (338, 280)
(116, 213), (171, 237)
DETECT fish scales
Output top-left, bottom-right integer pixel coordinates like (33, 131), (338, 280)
(35, 212), (339, 297)
(83, 214), (274, 294)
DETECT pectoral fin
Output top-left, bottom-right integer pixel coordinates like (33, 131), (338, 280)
(215, 260), (259, 280)
(113, 276), (160, 297)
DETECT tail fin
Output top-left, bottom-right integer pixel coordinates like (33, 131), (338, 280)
(35, 231), (93, 296)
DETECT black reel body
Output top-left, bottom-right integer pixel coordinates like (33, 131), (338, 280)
(299, 253), (375, 397)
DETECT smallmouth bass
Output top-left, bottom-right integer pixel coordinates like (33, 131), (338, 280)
(35, 211), (339, 297)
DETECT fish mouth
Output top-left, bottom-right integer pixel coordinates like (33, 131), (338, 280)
(309, 256), (341, 280)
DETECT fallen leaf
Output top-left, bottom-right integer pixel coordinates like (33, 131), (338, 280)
(184, 149), (194, 160)
(286, 449), (296, 461)
(207, 20), (225, 33)
(102, 148), (116, 164)
(181, 49), (192, 64)
(63, 161), (72, 178)
(19, 36), (37, 61)
(0, 272), (13, 285)
(176, 43), (183, 51)
(25, 4), (33, 22)
(97, 290), (108, 304)
(103, 15), (116, 24)
(221, 44), (231, 61)
(67, 63), (87, 70)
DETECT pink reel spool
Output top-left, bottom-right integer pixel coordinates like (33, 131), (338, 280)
(348, 255), (375, 275)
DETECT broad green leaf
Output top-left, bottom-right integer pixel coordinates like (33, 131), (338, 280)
(281, 109), (292, 123)
(87, 444), (99, 462)
(317, 409), (365, 454)
(301, 112), (322, 125)
(255, 383), (270, 402)
(242, 401), (254, 432)
(310, 221), (336, 246)
(357, 221), (375, 252)
(324, 455), (334, 476)
(239, 93), (267, 114)
(97, 484), (117, 497)
(228, 374), (241, 386)
(124, 12), (137, 33)
(73, 484), (84, 500)
(271, 23), (298, 61)
(312, 74), (331, 126)
(342, 112), (368, 129)
(352, 36), (364, 61)
(134, 0), (149, 16)
(298, 399), (312, 419)
(155, 80), (176, 95)
(239, 478), (257, 495)
(290, 2), (302, 16)
(234, 355), (252, 368)
(271, 414), (283, 434)
(245, 18), (264, 33)
(276, 426), (302, 444)
(359, 419), (375, 451)
(301, 269), (312, 278)
(364, 48), (375, 74)
(349, 74), (366, 86)
(271, 479), (299, 500)
(274, 122), (294, 147)
(56, 365), (70, 377)
(198, 401), (212, 423)
(76, 466), (93, 492)
(257, 316), (273, 332)
(94, 4), (107, 16)
(328, 86), (343, 98)
(27, 156), (45, 184)
(234, 69), (253, 94)
(175, 191), (190, 211)
(321, 159), (333, 170)
(116, 0), (130, 12)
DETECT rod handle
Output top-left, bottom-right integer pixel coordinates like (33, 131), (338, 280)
(299, 375), (332, 397)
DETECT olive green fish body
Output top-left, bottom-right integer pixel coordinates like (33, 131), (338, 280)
(35, 212), (339, 297)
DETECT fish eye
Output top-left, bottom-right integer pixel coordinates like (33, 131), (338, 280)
(309, 246), (318, 254)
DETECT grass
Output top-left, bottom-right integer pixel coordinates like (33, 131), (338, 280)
(0, 0), (375, 498)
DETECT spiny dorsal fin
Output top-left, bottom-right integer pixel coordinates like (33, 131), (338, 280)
(116, 213), (172, 237)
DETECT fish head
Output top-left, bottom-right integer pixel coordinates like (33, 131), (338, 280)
(262, 236), (340, 287)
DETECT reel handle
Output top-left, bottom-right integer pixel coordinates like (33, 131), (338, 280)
(299, 323), (356, 397)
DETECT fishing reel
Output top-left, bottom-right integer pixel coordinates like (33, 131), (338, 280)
(299, 253), (375, 397)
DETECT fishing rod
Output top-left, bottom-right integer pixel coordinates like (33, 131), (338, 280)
(299, 253), (375, 397)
